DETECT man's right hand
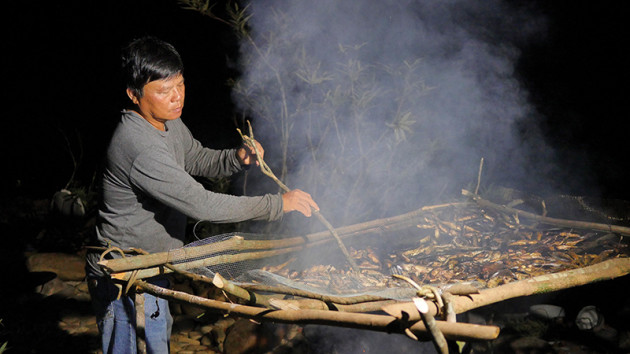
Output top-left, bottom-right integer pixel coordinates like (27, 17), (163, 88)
(282, 189), (319, 217)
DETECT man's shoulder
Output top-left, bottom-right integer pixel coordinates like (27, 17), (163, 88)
(165, 116), (190, 135)
(108, 111), (166, 158)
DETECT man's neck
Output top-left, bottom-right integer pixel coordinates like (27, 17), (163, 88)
(131, 110), (167, 131)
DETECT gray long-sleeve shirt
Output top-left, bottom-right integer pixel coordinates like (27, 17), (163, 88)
(86, 110), (283, 276)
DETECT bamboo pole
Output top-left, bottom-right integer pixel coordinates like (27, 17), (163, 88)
(135, 280), (500, 342)
(382, 257), (630, 322)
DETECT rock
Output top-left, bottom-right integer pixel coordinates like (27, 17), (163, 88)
(171, 279), (194, 293)
(199, 324), (214, 335)
(172, 316), (197, 333)
(82, 316), (97, 327)
(51, 189), (85, 217)
(210, 318), (236, 352)
(169, 341), (186, 353)
(26, 252), (86, 281)
(529, 304), (565, 320)
(196, 317), (236, 352)
(188, 330), (203, 340)
(76, 280), (89, 293)
(575, 305), (602, 330)
(200, 333), (213, 346)
(170, 301), (183, 315)
(619, 330), (630, 350)
(192, 282), (212, 297)
(171, 281), (205, 317)
(211, 328), (226, 352)
(34, 275), (68, 296)
(59, 311), (81, 326)
(172, 333), (199, 345)
(509, 336), (552, 353)
(223, 318), (268, 354)
(183, 344), (210, 352)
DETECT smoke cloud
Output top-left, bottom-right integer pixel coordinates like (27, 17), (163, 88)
(232, 0), (552, 229)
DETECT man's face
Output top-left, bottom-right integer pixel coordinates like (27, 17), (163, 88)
(128, 74), (185, 128)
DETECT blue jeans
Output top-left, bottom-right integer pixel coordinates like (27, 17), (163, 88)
(88, 276), (172, 354)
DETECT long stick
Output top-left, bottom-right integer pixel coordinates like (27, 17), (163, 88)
(238, 121), (359, 271)
(301, 201), (467, 244)
(101, 203), (468, 279)
(382, 257), (630, 321)
(237, 283), (410, 305)
(462, 189), (630, 236)
(98, 236), (245, 273)
(111, 246), (304, 281)
(266, 297), (402, 313)
(135, 280), (500, 342)
(213, 274), (402, 312)
(474, 157), (484, 195)
(99, 236), (311, 274)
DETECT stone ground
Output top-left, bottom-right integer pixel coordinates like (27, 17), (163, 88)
(2, 268), (630, 354)
(0, 272), (309, 354)
(0, 270), (435, 353)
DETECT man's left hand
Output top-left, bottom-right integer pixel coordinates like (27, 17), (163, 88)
(237, 139), (263, 166)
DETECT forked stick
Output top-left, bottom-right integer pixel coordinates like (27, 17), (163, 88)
(237, 121), (359, 271)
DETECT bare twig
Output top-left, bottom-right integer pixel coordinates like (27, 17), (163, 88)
(474, 157), (484, 195)
(57, 128), (83, 189)
(135, 280), (501, 342)
(238, 283), (398, 305)
(238, 121), (359, 271)
(462, 189), (630, 236)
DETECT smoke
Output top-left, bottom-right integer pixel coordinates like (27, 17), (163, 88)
(232, 0), (552, 229)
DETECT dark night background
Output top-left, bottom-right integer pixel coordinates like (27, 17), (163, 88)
(2, 0), (627, 203)
(4, 0), (241, 199)
(0, 1), (628, 352)
(0, 0), (627, 273)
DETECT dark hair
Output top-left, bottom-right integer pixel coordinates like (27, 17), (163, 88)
(121, 36), (184, 98)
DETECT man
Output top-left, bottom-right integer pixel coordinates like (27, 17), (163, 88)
(86, 36), (319, 353)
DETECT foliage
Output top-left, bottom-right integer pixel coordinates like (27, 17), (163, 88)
(0, 319), (7, 354)
(181, 1), (454, 230)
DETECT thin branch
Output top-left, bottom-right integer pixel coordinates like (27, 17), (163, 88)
(238, 121), (359, 271)
(474, 157), (484, 195)
(462, 189), (630, 236)
(135, 280), (501, 342)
